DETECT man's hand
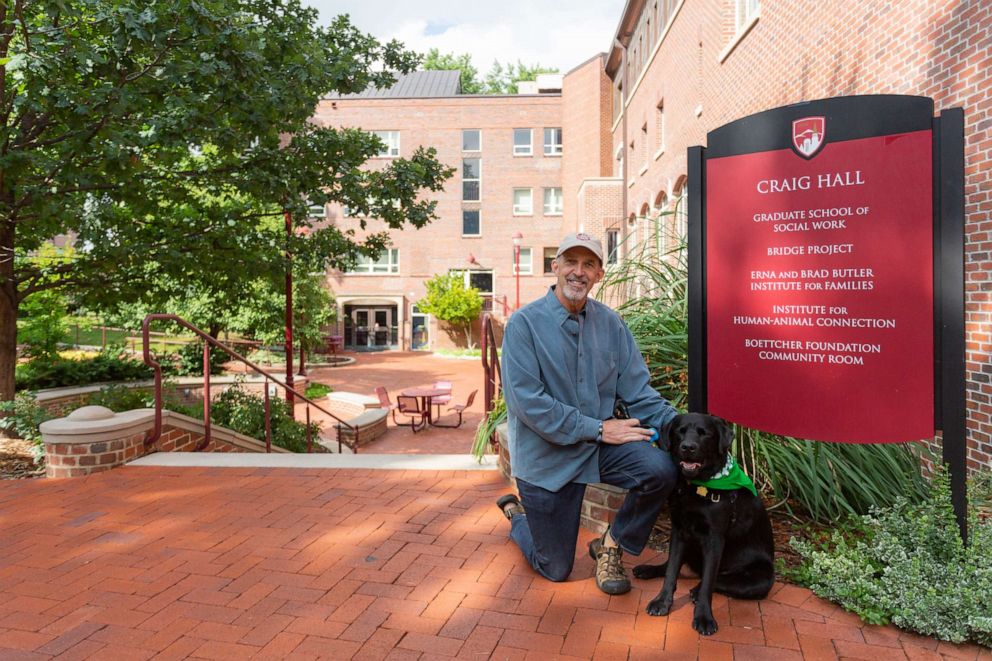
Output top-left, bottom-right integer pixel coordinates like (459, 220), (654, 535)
(600, 418), (655, 445)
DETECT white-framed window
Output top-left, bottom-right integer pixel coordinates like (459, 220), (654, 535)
(735, 0), (760, 32)
(543, 188), (563, 215)
(349, 248), (399, 274)
(450, 269), (494, 295)
(513, 188), (533, 215)
(462, 158), (481, 202)
(307, 203), (325, 219)
(543, 128), (563, 156)
(372, 130), (400, 157)
(606, 229), (619, 266)
(513, 128), (533, 156)
(462, 209), (480, 236)
(514, 247), (533, 275)
(462, 129), (481, 152)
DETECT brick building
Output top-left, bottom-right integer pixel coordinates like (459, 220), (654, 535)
(318, 0), (991, 468)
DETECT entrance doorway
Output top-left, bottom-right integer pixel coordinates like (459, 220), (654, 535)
(344, 305), (397, 349)
(411, 306), (430, 350)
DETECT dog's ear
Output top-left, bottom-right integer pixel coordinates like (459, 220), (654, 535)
(658, 414), (679, 452)
(717, 417), (734, 454)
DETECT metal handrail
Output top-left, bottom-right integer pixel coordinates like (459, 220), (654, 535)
(141, 314), (356, 452)
(481, 313), (502, 450)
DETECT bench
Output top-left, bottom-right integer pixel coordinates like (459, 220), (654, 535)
(326, 392), (387, 452)
(334, 408), (388, 452)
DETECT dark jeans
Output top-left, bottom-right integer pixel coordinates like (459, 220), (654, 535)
(508, 441), (677, 582)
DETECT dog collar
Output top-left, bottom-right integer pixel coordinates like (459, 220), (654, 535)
(689, 455), (758, 497)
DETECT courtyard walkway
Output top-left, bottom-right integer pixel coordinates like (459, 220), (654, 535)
(1, 465), (988, 660)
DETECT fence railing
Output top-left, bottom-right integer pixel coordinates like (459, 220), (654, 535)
(140, 314), (356, 453)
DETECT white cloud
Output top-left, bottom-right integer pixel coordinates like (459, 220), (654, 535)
(305, 1), (625, 74)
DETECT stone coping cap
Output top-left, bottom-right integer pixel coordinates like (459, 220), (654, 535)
(34, 374), (302, 402)
(327, 391), (379, 406)
(41, 407), (155, 443)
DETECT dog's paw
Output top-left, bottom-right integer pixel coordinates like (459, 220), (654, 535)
(692, 613), (718, 636)
(645, 594), (673, 616)
(689, 584), (699, 603)
(632, 563), (664, 580)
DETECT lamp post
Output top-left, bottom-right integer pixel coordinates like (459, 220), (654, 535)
(512, 231), (523, 311)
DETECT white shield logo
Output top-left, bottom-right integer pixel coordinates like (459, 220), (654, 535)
(792, 116), (826, 159)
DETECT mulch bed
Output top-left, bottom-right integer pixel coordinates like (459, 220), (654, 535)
(0, 437), (45, 480)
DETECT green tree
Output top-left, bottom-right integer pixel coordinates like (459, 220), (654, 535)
(421, 48), (483, 94)
(418, 272), (483, 349)
(0, 0), (454, 400)
(484, 60), (560, 94)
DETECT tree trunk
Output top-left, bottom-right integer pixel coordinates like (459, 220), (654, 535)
(464, 324), (475, 351)
(0, 290), (16, 402)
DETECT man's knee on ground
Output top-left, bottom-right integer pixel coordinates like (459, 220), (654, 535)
(542, 563), (573, 582)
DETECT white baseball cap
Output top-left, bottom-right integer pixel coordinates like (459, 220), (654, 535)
(555, 232), (604, 264)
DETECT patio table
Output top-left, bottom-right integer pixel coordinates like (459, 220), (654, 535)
(400, 385), (452, 425)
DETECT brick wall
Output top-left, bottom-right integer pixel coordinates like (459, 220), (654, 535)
(610, 0), (992, 470)
(45, 422), (245, 479)
(315, 94), (570, 349)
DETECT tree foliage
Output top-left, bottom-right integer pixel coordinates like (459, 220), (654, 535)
(417, 272), (483, 348)
(420, 50), (558, 95)
(421, 48), (482, 94)
(0, 0), (455, 399)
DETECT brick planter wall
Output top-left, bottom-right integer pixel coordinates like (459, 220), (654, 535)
(40, 405), (288, 478)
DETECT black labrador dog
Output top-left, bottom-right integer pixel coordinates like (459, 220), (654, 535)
(634, 413), (774, 635)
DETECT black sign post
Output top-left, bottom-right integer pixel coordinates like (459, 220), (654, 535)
(687, 96), (967, 537)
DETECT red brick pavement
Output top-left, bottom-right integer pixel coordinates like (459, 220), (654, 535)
(300, 352), (488, 454)
(1, 467), (988, 660)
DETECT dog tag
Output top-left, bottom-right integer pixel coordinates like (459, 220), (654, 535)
(695, 486), (708, 497)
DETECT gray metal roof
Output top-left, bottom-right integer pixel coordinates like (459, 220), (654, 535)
(333, 70), (462, 99)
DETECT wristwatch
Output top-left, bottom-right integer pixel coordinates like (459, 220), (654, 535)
(588, 420), (603, 443)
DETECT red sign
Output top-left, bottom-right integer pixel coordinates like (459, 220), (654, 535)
(706, 129), (934, 443)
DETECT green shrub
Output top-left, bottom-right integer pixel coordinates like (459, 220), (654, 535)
(472, 395), (505, 461)
(210, 382), (318, 453)
(0, 392), (52, 450)
(789, 467), (992, 646)
(171, 340), (228, 376)
(15, 346), (153, 390)
(85, 384), (153, 411)
(304, 382), (332, 399)
(17, 289), (70, 360)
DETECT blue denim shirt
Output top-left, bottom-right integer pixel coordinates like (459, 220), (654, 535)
(502, 287), (678, 492)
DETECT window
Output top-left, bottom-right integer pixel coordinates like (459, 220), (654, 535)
(462, 209), (480, 236)
(736, 0), (759, 31)
(514, 247), (533, 275)
(462, 129), (481, 152)
(451, 269), (494, 295)
(613, 82), (623, 124)
(350, 248), (399, 274)
(615, 144), (624, 178)
(543, 128), (563, 156)
(372, 130), (400, 157)
(606, 230), (619, 266)
(543, 247), (556, 274)
(462, 158), (481, 201)
(513, 188), (533, 215)
(513, 129), (533, 156)
(543, 188), (563, 215)
(656, 101), (665, 153)
(307, 203), (325, 219)
(641, 123), (649, 167)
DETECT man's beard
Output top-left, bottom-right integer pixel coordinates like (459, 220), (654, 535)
(561, 277), (590, 301)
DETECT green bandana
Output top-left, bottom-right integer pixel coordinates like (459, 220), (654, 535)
(690, 455), (758, 497)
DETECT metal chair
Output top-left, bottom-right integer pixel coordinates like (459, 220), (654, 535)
(432, 389), (477, 429)
(375, 386), (427, 432)
(431, 381), (452, 418)
(395, 395), (428, 432)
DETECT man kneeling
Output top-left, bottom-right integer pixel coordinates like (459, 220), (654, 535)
(497, 232), (679, 594)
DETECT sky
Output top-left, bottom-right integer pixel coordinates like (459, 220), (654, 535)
(303, 1), (627, 76)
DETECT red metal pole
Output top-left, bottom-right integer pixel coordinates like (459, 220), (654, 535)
(284, 210), (295, 417)
(203, 342), (211, 449)
(264, 382), (272, 453)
